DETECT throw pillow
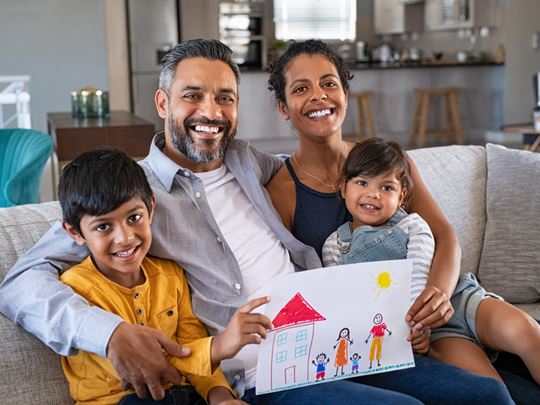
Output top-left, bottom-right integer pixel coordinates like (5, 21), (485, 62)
(477, 144), (540, 303)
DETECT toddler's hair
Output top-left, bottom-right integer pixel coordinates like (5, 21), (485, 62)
(341, 138), (413, 205)
(58, 148), (153, 234)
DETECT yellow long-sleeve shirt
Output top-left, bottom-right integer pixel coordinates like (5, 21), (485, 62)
(60, 256), (232, 405)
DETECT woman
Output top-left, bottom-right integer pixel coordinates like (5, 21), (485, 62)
(265, 39), (535, 403)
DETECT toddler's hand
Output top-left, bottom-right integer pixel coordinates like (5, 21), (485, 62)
(408, 328), (430, 354)
(406, 285), (454, 331)
(211, 296), (272, 365)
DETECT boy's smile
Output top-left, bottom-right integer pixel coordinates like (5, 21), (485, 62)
(65, 196), (154, 288)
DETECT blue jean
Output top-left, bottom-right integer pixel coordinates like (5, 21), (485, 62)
(353, 354), (514, 404)
(117, 386), (204, 405)
(242, 379), (421, 405)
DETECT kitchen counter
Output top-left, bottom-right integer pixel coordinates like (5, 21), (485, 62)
(350, 60), (504, 70)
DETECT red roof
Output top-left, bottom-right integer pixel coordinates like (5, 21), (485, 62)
(272, 292), (326, 330)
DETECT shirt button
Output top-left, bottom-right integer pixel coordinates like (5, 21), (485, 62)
(139, 321), (144, 326)
(136, 308), (143, 315)
(167, 309), (174, 317)
(183, 170), (190, 177)
(133, 292), (139, 299)
(234, 283), (241, 290)
(216, 236), (222, 243)
(195, 191), (201, 198)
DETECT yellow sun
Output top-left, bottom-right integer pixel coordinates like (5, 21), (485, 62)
(370, 268), (398, 300)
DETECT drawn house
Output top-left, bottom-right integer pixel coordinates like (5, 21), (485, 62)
(270, 292), (326, 389)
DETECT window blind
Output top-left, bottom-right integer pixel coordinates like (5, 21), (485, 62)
(274, 0), (356, 41)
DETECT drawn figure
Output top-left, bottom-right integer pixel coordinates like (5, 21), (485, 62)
(333, 327), (353, 376)
(365, 313), (392, 369)
(350, 353), (361, 374)
(312, 353), (330, 381)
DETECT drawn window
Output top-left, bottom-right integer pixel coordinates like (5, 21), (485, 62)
(277, 333), (287, 345)
(296, 330), (308, 342)
(294, 345), (307, 358)
(276, 350), (288, 363)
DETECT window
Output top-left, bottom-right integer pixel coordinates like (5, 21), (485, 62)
(276, 350), (288, 363)
(277, 333), (287, 345)
(296, 330), (308, 342)
(274, 0), (356, 41)
(295, 345), (308, 358)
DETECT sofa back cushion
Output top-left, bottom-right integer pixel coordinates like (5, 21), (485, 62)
(477, 144), (540, 304)
(408, 145), (487, 277)
(0, 202), (71, 404)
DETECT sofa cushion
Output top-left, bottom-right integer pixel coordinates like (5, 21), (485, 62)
(477, 144), (540, 304)
(0, 201), (71, 405)
(408, 145), (487, 277)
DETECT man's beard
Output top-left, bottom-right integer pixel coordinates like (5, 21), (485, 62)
(168, 113), (235, 164)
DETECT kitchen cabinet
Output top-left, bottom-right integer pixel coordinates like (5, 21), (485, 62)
(425, 0), (498, 31)
(374, 0), (423, 35)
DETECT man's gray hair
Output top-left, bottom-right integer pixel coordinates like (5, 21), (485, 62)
(159, 39), (240, 95)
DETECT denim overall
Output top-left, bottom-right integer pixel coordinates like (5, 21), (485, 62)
(337, 208), (409, 264)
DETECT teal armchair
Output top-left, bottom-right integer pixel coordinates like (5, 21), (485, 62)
(0, 129), (53, 207)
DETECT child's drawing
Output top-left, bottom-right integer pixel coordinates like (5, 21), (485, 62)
(365, 313), (392, 369)
(256, 260), (415, 395)
(312, 353), (330, 381)
(333, 327), (353, 376)
(269, 292), (326, 390)
(350, 353), (361, 374)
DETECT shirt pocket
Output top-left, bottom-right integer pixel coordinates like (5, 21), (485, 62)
(156, 305), (178, 337)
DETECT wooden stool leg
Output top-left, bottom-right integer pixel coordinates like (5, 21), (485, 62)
(449, 93), (464, 144)
(356, 97), (366, 141)
(409, 94), (421, 146)
(362, 96), (377, 139)
(417, 92), (430, 147)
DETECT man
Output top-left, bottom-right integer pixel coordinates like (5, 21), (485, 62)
(0, 40), (512, 404)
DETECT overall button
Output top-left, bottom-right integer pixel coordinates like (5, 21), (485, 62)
(167, 309), (174, 317)
(234, 283), (241, 290)
(195, 191), (201, 199)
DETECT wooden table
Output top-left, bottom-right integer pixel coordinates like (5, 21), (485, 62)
(47, 111), (155, 198)
(501, 124), (540, 152)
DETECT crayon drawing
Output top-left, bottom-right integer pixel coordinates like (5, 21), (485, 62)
(256, 260), (415, 395)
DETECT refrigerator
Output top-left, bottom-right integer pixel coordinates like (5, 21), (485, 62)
(127, 0), (179, 131)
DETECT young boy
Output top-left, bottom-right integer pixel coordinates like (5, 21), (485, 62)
(58, 148), (271, 405)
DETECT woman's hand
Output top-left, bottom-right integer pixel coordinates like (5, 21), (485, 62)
(406, 285), (454, 330)
(408, 329), (430, 354)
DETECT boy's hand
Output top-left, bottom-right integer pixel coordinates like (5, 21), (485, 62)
(406, 285), (453, 331)
(107, 322), (191, 400)
(211, 296), (272, 365)
(408, 328), (431, 354)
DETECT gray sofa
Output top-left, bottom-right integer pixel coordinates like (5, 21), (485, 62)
(0, 144), (538, 404)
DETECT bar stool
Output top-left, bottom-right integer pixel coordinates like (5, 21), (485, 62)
(344, 91), (377, 141)
(409, 87), (464, 147)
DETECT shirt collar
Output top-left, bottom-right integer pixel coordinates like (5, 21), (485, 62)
(145, 132), (250, 192)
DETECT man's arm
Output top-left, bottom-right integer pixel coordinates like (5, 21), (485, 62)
(0, 221), (122, 356)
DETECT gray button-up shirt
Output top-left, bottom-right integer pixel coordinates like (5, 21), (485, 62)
(0, 134), (321, 393)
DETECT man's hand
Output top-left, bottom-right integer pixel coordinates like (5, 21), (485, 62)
(408, 328), (430, 354)
(107, 322), (191, 400)
(211, 296), (272, 365)
(406, 285), (454, 331)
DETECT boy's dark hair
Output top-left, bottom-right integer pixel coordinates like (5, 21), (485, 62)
(267, 39), (353, 105)
(341, 138), (414, 205)
(159, 39), (240, 95)
(58, 148), (153, 234)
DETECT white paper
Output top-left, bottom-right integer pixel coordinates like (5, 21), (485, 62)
(255, 259), (415, 395)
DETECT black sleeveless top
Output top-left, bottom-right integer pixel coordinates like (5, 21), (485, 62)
(285, 158), (352, 258)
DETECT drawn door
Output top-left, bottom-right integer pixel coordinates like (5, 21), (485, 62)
(284, 366), (296, 385)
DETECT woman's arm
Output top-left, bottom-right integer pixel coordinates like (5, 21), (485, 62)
(406, 158), (461, 329)
(265, 166), (296, 231)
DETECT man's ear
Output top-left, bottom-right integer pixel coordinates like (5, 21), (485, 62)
(148, 195), (157, 223)
(277, 100), (290, 121)
(155, 88), (168, 119)
(62, 222), (86, 246)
